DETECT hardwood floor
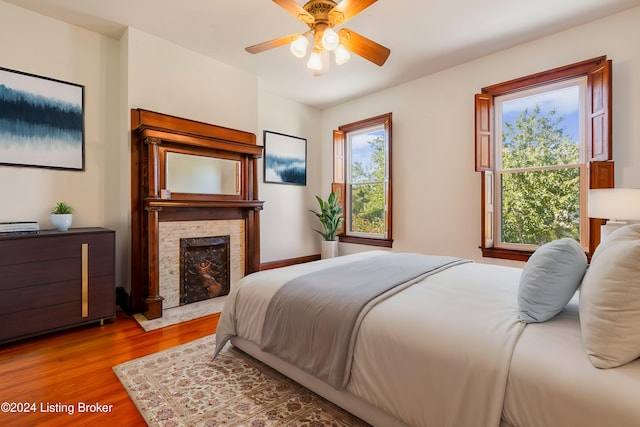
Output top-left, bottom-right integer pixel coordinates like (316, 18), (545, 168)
(0, 310), (219, 426)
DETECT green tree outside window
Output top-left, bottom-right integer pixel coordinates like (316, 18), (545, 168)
(500, 105), (580, 245)
(350, 134), (386, 235)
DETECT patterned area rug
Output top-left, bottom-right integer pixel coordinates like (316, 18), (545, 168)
(113, 335), (369, 426)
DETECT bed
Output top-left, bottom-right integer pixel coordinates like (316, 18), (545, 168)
(213, 225), (640, 427)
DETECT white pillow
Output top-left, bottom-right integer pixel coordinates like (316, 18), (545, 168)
(518, 238), (587, 323)
(580, 224), (640, 368)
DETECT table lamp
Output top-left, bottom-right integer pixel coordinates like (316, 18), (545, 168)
(588, 188), (640, 240)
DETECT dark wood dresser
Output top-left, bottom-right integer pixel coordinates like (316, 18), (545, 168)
(0, 227), (115, 345)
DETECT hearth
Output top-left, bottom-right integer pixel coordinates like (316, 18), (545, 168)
(180, 235), (230, 305)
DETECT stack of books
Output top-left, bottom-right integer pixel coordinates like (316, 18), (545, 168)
(0, 221), (40, 235)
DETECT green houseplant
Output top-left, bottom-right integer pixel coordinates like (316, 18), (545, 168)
(51, 201), (73, 215)
(310, 192), (344, 258)
(50, 201), (74, 231)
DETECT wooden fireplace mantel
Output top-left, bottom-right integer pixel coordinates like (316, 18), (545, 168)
(130, 109), (264, 319)
(144, 199), (264, 210)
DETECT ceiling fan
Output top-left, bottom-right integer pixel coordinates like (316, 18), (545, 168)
(246, 0), (390, 71)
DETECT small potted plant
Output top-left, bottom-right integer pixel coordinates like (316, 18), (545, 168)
(50, 201), (73, 231)
(310, 191), (344, 259)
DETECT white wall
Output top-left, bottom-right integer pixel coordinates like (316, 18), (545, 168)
(258, 90), (322, 262)
(0, 2), (120, 244)
(125, 28), (259, 134)
(321, 6), (640, 265)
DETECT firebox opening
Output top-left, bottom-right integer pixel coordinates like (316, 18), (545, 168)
(180, 235), (230, 305)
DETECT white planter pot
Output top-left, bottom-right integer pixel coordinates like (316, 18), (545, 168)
(321, 240), (339, 259)
(51, 214), (72, 231)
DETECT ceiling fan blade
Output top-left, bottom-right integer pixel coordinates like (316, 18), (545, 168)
(272, 0), (315, 25)
(329, 0), (377, 25)
(338, 28), (390, 66)
(245, 34), (298, 54)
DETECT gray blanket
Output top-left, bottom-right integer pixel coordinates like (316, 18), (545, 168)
(260, 252), (468, 389)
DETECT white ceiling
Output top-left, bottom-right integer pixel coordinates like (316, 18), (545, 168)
(6, 0), (640, 109)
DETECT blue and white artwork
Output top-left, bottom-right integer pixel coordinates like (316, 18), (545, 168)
(0, 67), (84, 170)
(264, 131), (306, 185)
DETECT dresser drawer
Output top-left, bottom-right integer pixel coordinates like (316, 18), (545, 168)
(0, 301), (84, 342)
(0, 232), (114, 290)
(0, 279), (79, 314)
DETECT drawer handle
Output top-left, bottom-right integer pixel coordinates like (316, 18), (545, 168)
(82, 243), (88, 318)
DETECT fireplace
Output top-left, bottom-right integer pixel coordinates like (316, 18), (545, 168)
(158, 219), (245, 309)
(131, 109), (264, 319)
(180, 235), (230, 305)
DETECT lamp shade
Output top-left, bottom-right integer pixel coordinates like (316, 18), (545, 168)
(321, 27), (339, 51)
(290, 35), (309, 58)
(306, 49), (323, 70)
(334, 44), (351, 65)
(588, 188), (640, 220)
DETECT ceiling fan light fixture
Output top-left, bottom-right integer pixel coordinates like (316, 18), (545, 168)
(321, 27), (340, 51)
(290, 34), (309, 58)
(246, 0), (391, 72)
(334, 44), (351, 65)
(307, 49), (323, 70)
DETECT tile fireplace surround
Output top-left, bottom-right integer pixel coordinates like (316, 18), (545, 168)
(159, 219), (245, 309)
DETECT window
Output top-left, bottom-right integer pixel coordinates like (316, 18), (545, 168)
(475, 57), (613, 261)
(333, 113), (393, 247)
(496, 78), (587, 249)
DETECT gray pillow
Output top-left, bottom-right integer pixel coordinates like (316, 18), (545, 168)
(518, 238), (587, 323)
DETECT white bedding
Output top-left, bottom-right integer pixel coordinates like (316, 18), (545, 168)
(503, 295), (640, 427)
(215, 251), (526, 427)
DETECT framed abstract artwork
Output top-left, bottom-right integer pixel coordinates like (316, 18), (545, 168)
(263, 130), (307, 185)
(0, 67), (85, 170)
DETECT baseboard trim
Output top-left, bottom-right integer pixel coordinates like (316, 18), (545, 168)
(260, 254), (321, 271)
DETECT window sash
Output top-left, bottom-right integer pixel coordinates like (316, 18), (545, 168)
(495, 78), (586, 168)
(495, 164), (587, 250)
(345, 124), (388, 239)
(347, 183), (388, 238)
(493, 78), (588, 250)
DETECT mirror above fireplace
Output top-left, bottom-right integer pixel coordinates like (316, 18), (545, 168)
(165, 152), (240, 195)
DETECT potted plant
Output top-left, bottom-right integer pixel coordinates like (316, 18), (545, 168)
(310, 191), (344, 259)
(50, 201), (73, 231)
